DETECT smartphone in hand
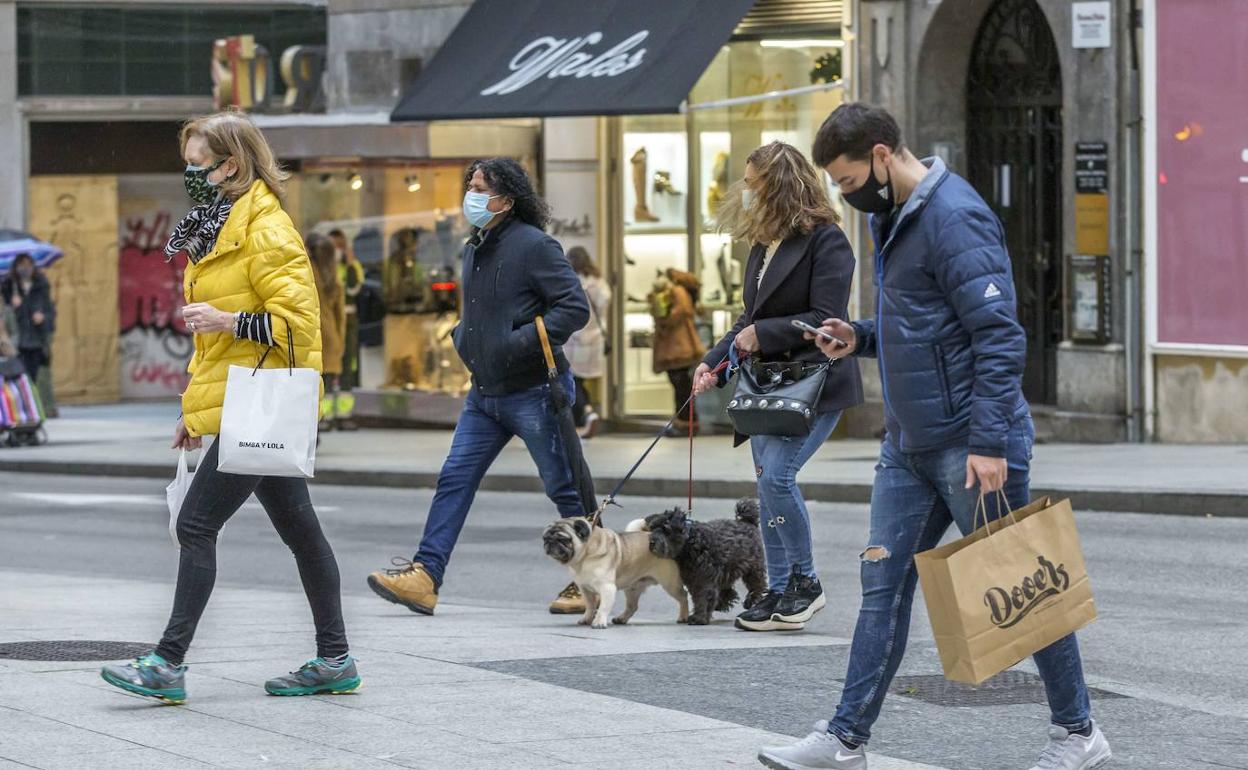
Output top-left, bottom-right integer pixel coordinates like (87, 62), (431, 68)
(791, 318), (848, 348)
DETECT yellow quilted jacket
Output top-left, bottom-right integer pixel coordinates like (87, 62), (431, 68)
(181, 180), (322, 437)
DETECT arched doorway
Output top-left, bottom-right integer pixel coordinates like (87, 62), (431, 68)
(966, 0), (1063, 405)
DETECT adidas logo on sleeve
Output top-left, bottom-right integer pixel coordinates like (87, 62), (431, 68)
(983, 282), (1002, 299)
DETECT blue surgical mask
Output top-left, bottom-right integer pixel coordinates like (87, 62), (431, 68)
(741, 188), (755, 211)
(463, 191), (504, 229)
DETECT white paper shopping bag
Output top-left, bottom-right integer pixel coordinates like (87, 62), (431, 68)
(216, 363), (320, 478)
(166, 449), (194, 547)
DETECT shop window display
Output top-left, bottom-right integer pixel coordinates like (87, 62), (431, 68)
(616, 38), (847, 419)
(297, 162), (473, 397)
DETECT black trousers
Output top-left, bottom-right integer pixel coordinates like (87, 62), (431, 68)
(18, 347), (44, 384)
(667, 368), (696, 424)
(572, 376), (593, 427)
(155, 439), (349, 666)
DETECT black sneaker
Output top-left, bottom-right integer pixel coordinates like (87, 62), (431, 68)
(734, 590), (805, 631)
(772, 565), (826, 624)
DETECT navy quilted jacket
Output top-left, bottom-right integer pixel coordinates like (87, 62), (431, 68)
(850, 158), (1028, 458)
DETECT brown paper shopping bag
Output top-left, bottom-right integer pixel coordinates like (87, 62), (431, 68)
(915, 494), (1098, 684)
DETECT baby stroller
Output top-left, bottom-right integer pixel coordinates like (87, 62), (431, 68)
(0, 354), (47, 447)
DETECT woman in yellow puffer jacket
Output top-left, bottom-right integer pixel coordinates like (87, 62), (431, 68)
(100, 111), (358, 704)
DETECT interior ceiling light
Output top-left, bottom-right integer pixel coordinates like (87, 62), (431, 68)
(760, 38), (845, 48)
(349, 172), (363, 191)
(405, 174), (422, 193)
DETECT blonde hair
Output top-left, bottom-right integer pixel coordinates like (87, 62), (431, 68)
(179, 110), (290, 200)
(717, 141), (839, 245)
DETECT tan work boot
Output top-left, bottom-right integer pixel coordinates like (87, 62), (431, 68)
(368, 559), (438, 615)
(549, 581), (587, 615)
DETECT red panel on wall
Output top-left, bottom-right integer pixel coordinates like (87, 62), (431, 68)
(1155, 0), (1248, 346)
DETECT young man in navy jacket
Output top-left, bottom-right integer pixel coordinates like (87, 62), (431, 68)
(758, 104), (1110, 770)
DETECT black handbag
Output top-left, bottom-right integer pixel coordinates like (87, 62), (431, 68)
(726, 358), (831, 437)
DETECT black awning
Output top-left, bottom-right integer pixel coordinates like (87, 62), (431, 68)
(391, 0), (756, 122)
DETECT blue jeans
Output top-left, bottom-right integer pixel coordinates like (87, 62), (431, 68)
(829, 415), (1091, 745)
(414, 371), (584, 586)
(750, 410), (841, 591)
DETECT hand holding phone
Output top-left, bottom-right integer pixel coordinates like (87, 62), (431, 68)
(791, 318), (848, 347)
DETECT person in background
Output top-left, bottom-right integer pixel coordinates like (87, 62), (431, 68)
(0, 292), (18, 359)
(308, 232), (350, 432)
(328, 228), (364, 400)
(694, 141), (863, 633)
(562, 245), (610, 438)
(2, 253), (56, 395)
(649, 267), (704, 436)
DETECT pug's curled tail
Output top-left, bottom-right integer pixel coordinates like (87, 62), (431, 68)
(735, 498), (761, 526)
(625, 518), (650, 533)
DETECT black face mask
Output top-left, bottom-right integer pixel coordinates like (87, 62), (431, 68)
(842, 155), (895, 214)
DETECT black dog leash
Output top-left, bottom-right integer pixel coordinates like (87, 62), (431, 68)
(592, 356), (730, 523)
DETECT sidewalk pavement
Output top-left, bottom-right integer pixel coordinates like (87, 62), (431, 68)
(0, 570), (947, 770)
(1, 402), (1245, 517)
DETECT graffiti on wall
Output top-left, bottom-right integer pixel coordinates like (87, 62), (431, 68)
(118, 211), (193, 398)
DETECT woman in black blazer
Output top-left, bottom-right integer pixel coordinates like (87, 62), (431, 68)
(694, 141), (863, 632)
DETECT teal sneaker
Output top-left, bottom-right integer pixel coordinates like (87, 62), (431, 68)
(265, 657), (361, 696)
(100, 652), (187, 704)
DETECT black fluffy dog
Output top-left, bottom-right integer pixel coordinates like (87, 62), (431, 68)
(640, 499), (766, 625)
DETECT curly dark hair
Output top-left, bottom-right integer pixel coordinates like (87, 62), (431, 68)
(463, 157), (550, 230)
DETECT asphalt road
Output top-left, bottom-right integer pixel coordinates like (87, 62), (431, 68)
(2, 471), (1246, 768)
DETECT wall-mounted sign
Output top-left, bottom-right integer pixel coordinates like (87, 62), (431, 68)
(1075, 141), (1108, 193)
(212, 35), (326, 114)
(1072, 2), (1111, 49)
(1075, 193), (1110, 255)
(1074, 141), (1110, 256)
(1068, 254), (1110, 343)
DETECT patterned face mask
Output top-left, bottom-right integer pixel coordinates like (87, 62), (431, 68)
(184, 158), (227, 204)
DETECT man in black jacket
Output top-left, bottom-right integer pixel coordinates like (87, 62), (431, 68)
(368, 158), (594, 616)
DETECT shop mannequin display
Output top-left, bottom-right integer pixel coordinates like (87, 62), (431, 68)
(716, 243), (746, 306)
(353, 226), (383, 270)
(307, 233), (356, 431)
(707, 151), (730, 220)
(434, 212), (456, 263)
(384, 227), (427, 314)
(653, 170), (681, 196)
(383, 227), (428, 390)
(630, 147), (660, 222)
(329, 228), (364, 393)
(648, 267), (705, 435)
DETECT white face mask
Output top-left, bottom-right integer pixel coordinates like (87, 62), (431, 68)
(741, 188), (755, 211)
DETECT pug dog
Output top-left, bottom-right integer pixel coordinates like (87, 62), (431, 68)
(542, 517), (688, 629)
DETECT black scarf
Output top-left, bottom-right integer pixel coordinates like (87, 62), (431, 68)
(164, 195), (234, 264)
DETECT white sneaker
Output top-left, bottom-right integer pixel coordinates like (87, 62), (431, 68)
(758, 720), (866, 770)
(1029, 721), (1112, 770)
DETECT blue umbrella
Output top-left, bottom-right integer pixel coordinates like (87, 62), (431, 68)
(0, 229), (64, 274)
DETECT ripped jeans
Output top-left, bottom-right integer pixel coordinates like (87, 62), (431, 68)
(828, 414), (1091, 745)
(750, 410), (841, 590)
